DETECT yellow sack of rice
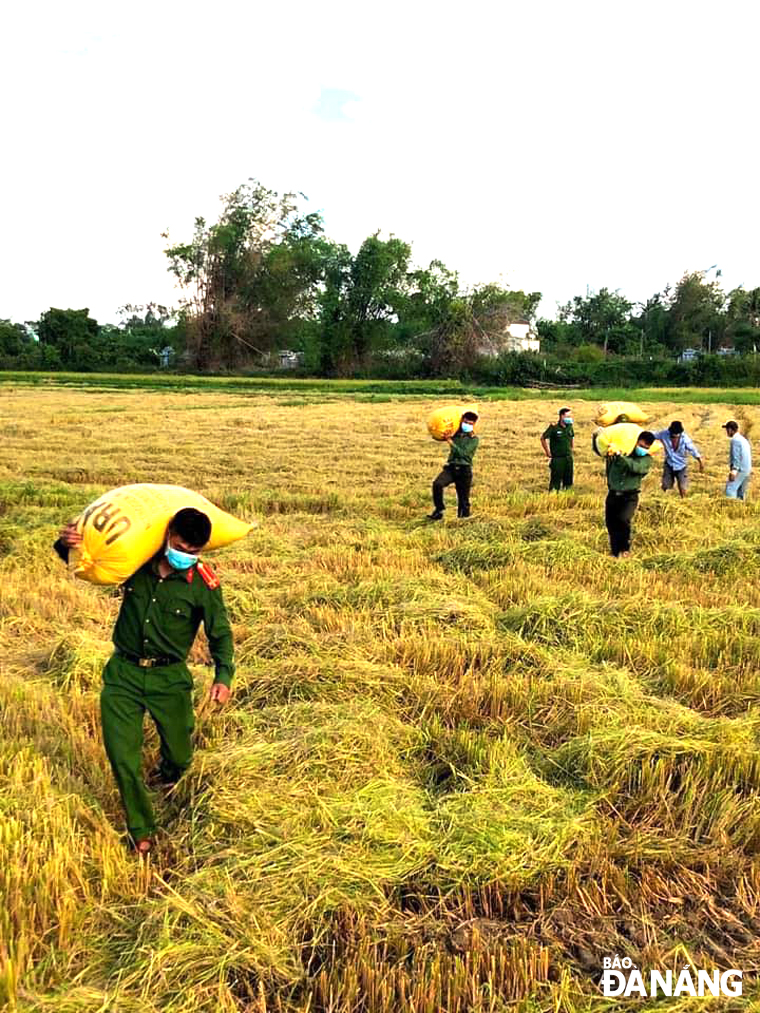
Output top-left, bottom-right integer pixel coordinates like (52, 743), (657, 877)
(68, 484), (253, 585)
(595, 401), (649, 427)
(427, 405), (479, 441)
(592, 422), (661, 457)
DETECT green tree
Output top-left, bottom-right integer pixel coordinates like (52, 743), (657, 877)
(666, 271), (725, 353)
(725, 286), (760, 353)
(0, 320), (27, 358)
(558, 287), (637, 353)
(316, 234), (412, 375)
(38, 308), (100, 368)
(164, 180), (325, 370)
(423, 283), (542, 376)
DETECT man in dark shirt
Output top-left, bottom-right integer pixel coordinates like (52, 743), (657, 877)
(428, 410), (480, 520)
(55, 507), (234, 854)
(540, 407), (575, 491)
(604, 431), (655, 558)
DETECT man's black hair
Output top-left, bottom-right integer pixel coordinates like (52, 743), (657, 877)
(462, 411), (479, 422)
(170, 507), (212, 547)
(638, 430), (656, 446)
(668, 420), (684, 435)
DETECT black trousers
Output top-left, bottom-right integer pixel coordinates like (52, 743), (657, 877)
(549, 456), (573, 491)
(433, 465), (472, 514)
(605, 490), (639, 556)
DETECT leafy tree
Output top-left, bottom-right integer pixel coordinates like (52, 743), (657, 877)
(558, 287), (637, 353)
(725, 286), (760, 353)
(316, 234), (412, 375)
(164, 180), (325, 370)
(0, 320), (27, 358)
(666, 271), (725, 353)
(423, 283), (542, 376)
(38, 308), (100, 369)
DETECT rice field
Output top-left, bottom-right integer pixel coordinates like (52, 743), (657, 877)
(1, 383), (760, 1012)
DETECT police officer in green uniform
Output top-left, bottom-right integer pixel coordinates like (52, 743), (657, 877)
(55, 507), (234, 855)
(428, 411), (480, 520)
(605, 431), (655, 557)
(540, 407), (575, 491)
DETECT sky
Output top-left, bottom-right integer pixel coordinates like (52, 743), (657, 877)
(2, 0), (758, 324)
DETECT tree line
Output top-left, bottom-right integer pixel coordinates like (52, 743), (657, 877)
(2, 178), (759, 384)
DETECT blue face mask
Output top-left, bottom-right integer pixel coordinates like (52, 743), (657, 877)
(561, 416), (573, 426)
(634, 446), (649, 457)
(461, 422), (474, 433)
(165, 542), (198, 570)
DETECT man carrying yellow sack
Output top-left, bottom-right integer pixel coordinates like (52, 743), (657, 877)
(54, 507), (234, 855)
(605, 431), (656, 558)
(428, 410), (480, 520)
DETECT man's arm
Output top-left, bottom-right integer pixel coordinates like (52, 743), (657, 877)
(729, 438), (741, 473)
(201, 582), (235, 700)
(540, 436), (550, 458)
(686, 437), (704, 470)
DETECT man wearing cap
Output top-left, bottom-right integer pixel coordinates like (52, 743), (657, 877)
(540, 407), (575, 491)
(653, 420), (704, 498)
(722, 420), (752, 499)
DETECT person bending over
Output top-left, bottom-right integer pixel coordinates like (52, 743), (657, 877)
(604, 431), (655, 558)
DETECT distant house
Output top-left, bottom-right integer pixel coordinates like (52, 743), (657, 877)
(504, 320), (541, 353)
(158, 345), (175, 368)
(476, 319), (540, 357)
(716, 346), (737, 357)
(679, 347), (700, 363)
(278, 349), (304, 370)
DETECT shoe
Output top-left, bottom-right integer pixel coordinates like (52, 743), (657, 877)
(457, 509), (471, 518)
(427, 511), (444, 521)
(149, 766), (179, 787)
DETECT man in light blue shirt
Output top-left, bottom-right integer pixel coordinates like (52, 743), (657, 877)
(654, 420), (704, 498)
(723, 420), (752, 500)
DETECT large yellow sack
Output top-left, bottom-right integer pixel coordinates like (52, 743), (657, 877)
(69, 484), (253, 585)
(592, 423), (661, 457)
(595, 401), (649, 427)
(427, 404), (479, 442)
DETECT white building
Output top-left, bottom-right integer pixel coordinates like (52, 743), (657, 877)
(503, 320), (541, 353)
(278, 349), (304, 369)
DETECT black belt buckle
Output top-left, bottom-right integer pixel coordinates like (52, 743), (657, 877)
(138, 657), (156, 668)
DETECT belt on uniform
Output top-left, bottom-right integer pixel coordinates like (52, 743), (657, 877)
(116, 649), (181, 668)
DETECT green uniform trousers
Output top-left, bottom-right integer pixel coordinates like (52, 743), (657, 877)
(100, 654), (194, 841)
(549, 456), (574, 491)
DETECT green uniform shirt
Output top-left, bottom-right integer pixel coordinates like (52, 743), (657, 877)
(606, 453), (652, 492)
(447, 433), (479, 467)
(114, 560), (235, 687)
(542, 421), (574, 458)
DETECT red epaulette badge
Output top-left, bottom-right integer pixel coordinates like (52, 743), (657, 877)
(196, 560), (220, 590)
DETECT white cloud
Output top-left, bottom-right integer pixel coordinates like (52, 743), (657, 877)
(1, 0), (758, 322)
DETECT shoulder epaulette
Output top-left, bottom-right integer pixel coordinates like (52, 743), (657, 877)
(196, 560), (220, 590)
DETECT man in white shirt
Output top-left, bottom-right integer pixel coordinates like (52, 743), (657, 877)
(654, 420), (704, 498)
(722, 420), (752, 500)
